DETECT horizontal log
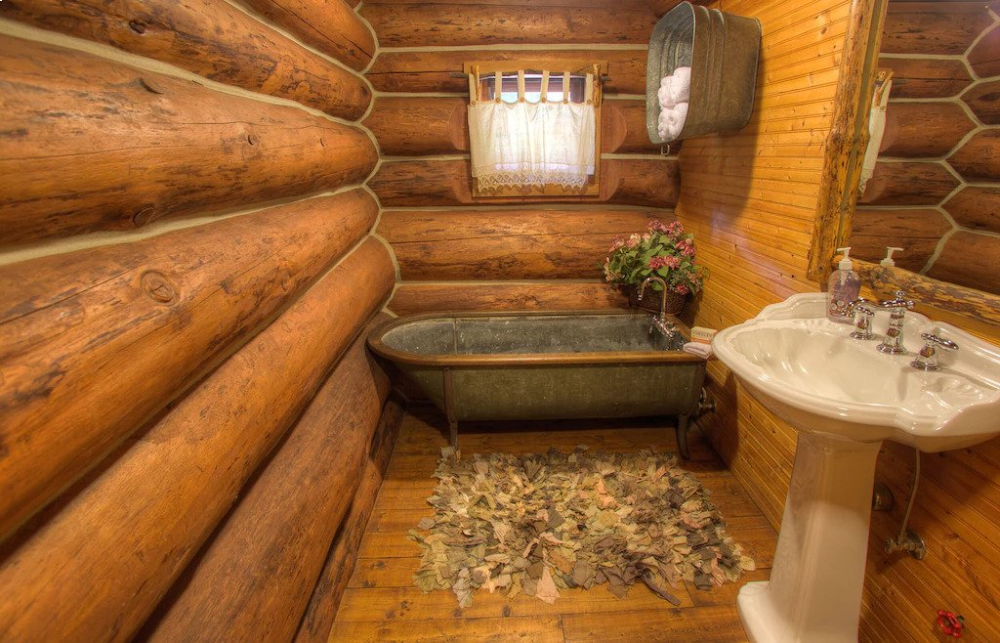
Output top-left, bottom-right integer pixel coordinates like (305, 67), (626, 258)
(143, 318), (392, 642)
(948, 130), (1000, 182)
(238, 0), (376, 71)
(880, 102), (975, 157)
(850, 208), (951, 272)
(364, 0), (656, 6)
(0, 239), (394, 643)
(359, 4), (657, 47)
(367, 50), (647, 95)
(968, 24), (1000, 78)
(927, 231), (1000, 295)
(365, 97), (663, 156)
(856, 259), (1000, 328)
(368, 159), (680, 208)
(962, 80), (1000, 124)
(379, 208), (666, 280)
(943, 186), (1000, 233)
(858, 161), (959, 206)
(603, 100), (676, 154)
(0, 0), (369, 117)
(294, 395), (406, 643)
(387, 282), (630, 316)
(364, 97), (469, 155)
(877, 58), (972, 99)
(882, 3), (993, 55)
(0, 36), (377, 246)
(0, 191), (377, 540)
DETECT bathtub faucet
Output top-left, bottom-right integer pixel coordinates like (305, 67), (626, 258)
(639, 276), (678, 338)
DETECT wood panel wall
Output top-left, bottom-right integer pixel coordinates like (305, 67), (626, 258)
(0, 4), (401, 642)
(361, 0), (680, 314)
(680, 2), (1000, 641)
(852, 1), (1000, 294)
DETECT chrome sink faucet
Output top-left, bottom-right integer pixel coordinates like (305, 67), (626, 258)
(639, 276), (677, 338)
(876, 290), (915, 355)
(846, 297), (877, 340)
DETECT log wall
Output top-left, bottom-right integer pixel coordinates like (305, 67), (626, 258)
(0, 3), (400, 642)
(361, 0), (678, 313)
(851, 1), (1000, 294)
(681, 2), (1000, 641)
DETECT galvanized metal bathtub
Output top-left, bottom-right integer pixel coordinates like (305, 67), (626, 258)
(367, 311), (707, 458)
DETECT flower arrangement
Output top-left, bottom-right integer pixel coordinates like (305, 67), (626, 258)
(601, 220), (705, 296)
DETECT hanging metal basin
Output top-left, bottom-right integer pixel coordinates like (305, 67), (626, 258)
(646, 1), (762, 144)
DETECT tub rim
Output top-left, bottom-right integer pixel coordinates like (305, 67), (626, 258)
(367, 309), (705, 367)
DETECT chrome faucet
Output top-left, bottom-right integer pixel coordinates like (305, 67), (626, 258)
(912, 332), (959, 371)
(876, 290), (915, 355)
(846, 297), (877, 340)
(639, 276), (677, 337)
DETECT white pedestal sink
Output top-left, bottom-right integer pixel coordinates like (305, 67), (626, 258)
(712, 294), (1000, 643)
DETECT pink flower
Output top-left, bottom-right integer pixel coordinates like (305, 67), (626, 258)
(677, 239), (696, 257)
(626, 233), (641, 248)
(667, 221), (684, 236)
(674, 284), (690, 295)
(609, 235), (625, 252)
(642, 232), (652, 243)
(648, 255), (680, 270)
(647, 220), (670, 234)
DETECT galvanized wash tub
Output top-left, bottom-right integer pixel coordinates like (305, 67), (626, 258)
(646, 1), (761, 144)
(367, 311), (706, 457)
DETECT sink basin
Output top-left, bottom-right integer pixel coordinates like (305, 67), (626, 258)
(712, 293), (1000, 642)
(714, 294), (1000, 452)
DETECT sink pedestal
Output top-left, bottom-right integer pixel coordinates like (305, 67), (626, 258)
(738, 431), (881, 642)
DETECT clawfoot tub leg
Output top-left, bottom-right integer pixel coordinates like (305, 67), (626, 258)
(676, 414), (691, 460)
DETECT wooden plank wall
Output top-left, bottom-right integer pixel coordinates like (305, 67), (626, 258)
(360, 0), (681, 314)
(0, 3), (403, 642)
(681, 2), (1000, 641)
(852, 1), (1000, 294)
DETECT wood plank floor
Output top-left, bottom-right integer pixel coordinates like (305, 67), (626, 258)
(332, 405), (777, 642)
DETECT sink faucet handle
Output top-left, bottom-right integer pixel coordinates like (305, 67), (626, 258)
(878, 290), (915, 310)
(912, 332), (958, 371)
(922, 333), (958, 351)
(847, 298), (877, 340)
(846, 297), (876, 315)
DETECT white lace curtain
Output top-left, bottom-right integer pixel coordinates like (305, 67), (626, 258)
(468, 69), (596, 192)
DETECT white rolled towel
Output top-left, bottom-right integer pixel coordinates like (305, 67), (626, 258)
(683, 341), (713, 359)
(657, 85), (676, 109)
(657, 108), (671, 140)
(659, 102), (688, 141)
(660, 66), (692, 106)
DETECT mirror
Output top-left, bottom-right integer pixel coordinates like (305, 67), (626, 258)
(848, 1), (1000, 300)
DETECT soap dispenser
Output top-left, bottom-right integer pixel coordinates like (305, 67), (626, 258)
(828, 247), (861, 323)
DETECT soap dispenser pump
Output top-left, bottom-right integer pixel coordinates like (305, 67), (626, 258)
(881, 246), (904, 267)
(828, 246), (861, 323)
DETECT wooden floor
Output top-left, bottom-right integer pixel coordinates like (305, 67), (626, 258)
(332, 405), (777, 642)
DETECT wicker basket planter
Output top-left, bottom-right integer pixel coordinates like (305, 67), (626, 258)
(627, 286), (686, 315)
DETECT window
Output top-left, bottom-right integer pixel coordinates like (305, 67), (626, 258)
(465, 63), (604, 198)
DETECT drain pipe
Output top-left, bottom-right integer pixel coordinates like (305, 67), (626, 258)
(884, 447), (926, 560)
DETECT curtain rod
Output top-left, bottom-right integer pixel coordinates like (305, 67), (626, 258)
(449, 71), (612, 81)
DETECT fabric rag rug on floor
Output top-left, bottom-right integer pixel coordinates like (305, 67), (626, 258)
(408, 446), (756, 608)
